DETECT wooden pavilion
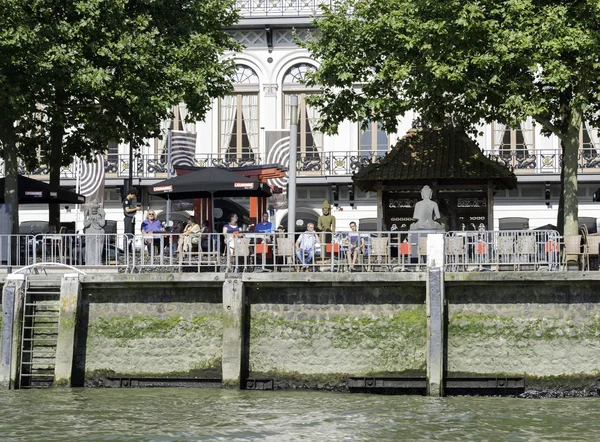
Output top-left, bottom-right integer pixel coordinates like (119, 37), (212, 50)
(353, 127), (517, 231)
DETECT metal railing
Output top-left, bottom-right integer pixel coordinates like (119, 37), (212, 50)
(0, 151), (387, 179)
(444, 230), (561, 272)
(0, 230), (564, 273)
(486, 148), (600, 175)
(5, 149), (600, 180)
(235, 0), (336, 17)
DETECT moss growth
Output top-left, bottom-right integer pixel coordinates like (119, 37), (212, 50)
(251, 309), (426, 345)
(449, 312), (600, 341)
(87, 358), (223, 380)
(89, 314), (222, 340)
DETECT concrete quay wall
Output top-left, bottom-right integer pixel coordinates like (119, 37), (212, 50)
(2, 272), (600, 393)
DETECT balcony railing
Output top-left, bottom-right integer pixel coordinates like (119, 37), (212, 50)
(235, 0), (335, 17)
(0, 151), (386, 180)
(3, 149), (600, 180)
(486, 148), (600, 175)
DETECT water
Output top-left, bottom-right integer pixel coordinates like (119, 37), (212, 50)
(0, 389), (599, 441)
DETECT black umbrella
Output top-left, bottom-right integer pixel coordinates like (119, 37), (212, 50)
(149, 167), (271, 229)
(0, 175), (86, 204)
(148, 168), (272, 200)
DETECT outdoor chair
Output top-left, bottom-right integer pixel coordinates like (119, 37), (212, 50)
(228, 237), (251, 272)
(367, 237), (390, 271)
(275, 237), (296, 272)
(516, 234), (537, 270)
(562, 235), (587, 270)
(417, 237), (428, 270)
(584, 233), (600, 270)
(497, 235), (516, 271)
(445, 235), (466, 271)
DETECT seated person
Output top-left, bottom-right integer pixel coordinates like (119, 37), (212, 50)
(140, 210), (164, 254)
(295, 223), (320, 271)
(255, 212), (274, 234)
(178, 215), (201, 254)
(344, 221), (365, 271)
(200, 220), (212, 251)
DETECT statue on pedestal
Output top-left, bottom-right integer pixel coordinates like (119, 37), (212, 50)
(84, 199), (106, 265)
(317, 200), (336, 233)
(409, 185), (444, 231)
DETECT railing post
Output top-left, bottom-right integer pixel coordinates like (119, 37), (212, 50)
(1, 274), (26, 390)
(54, 273), (82, 387)
(426, 234), (445, 397)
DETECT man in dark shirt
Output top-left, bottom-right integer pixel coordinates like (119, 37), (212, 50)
(123, 188), (141, 236)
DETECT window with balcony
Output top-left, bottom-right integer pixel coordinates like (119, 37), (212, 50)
(220, 65), (260, 161)
(492, 121), (535, 170)
(282, 63), (322, 171)
(359, 122), (389, 158)
(580, 123), (599, 161)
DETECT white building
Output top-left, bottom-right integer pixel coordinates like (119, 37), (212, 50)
(8, 1), (600, 234)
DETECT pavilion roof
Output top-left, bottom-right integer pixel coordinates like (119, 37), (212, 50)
(353, 127), (517, 191)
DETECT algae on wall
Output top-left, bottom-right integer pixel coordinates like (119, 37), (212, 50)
(250, 309), (427, 377)
(84, 313), (224, 377)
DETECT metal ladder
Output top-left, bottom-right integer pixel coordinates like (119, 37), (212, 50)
(19, 278), (62, 389)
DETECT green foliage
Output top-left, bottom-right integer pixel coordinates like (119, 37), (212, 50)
(0, 0), (241, 166)
(304, 0), (600, 135)
(303, 0), (600, 234)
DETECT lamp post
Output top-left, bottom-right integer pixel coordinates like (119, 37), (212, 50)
(166, 130), (172, 225)
(287, 95), (299, 236)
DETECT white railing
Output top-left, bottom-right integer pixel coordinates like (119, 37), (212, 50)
(235, 0), (335, 17)
(444, 230), (561, 272)
(0, 230), (566, 273)
(6, 149), (600, 180)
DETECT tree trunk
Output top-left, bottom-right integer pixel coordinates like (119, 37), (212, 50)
(561, 111), (582, 238)
(557, 152), (565, 236)
(48, 121), (64, 233)
(1, 119), (19, 236)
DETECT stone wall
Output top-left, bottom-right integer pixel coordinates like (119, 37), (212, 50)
(246, 282), (426, 388)
(446, 280), (600, 388)
(75, 285), (223, 384)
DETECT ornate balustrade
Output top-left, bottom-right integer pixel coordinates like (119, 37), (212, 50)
(235, 0), (335, 17)
(3, 149), (600, 180)
(486, 148), (600, 175)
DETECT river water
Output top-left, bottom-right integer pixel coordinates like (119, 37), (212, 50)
(0, 389), (598, 441)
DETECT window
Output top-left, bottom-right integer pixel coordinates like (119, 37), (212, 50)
(360, 122), (389, 157)
(282, 63), (322, 161)
(580, 122), (599, 159)
(220, 65), (260, 160)
(492, 121), (533, 158)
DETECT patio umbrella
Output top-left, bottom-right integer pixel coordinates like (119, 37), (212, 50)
(148, 167), (271, 200)
(148, 167), (271, 229)
(0, 175), (86, 204)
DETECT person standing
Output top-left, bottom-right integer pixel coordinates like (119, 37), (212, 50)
(123, 188), (141, 252)
(123, 188), (141, 235)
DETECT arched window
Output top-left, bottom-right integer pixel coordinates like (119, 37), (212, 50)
(220, 64), (260, 161)
(282, 63), (322, 167)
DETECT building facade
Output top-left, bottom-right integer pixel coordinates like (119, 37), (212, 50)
(5, 0), (600, 234)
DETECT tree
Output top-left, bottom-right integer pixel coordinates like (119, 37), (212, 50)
(303, 0), (600, 236)
(1, 0), (241, 233)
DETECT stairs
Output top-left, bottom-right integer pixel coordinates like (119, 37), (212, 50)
(19, 279), (62, 388)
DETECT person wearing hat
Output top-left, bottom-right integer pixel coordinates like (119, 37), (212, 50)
(178, 215), (201, 254)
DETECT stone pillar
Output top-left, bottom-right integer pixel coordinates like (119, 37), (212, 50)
(1, 274), (26, 389)
(54, 273), (82, 387)
(221, 276), (246, 389)
(426, 234), (445, 397)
